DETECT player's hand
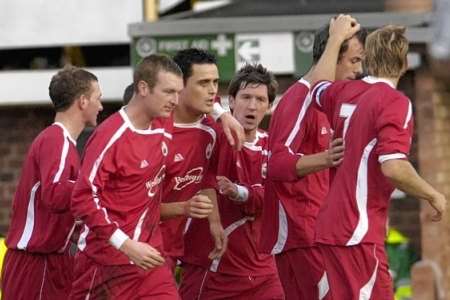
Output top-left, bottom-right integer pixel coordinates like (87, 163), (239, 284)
(183, 194), (214, 218)
(219, 111), (245, 151)
(326, 138), (345, 167)
(208, 221), (228, 260)
(120, 239), (165, 270)
(329, 14), (361, 41)
(427, 192), (447, 222)
(217, 176), (239, 200)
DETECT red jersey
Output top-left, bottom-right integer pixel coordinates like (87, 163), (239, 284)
(182, 130), (277, 276)
(160, 116), (219, 258)
(259, 78), (331, 254)
(311, 76), (414, 246)
(6, 123), (79, 253)
(71, 108), (173, 265)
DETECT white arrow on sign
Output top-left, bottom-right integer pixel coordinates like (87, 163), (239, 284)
(235, 33), (294, 74)
(238, 40), (260, 62)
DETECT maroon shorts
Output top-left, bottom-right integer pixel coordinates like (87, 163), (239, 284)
(1, 248), (74, 300)
(69, 251), (180, 300)
(275, 246), (329, 300)
(179, 263), (284, 300)
(319, 243), (394, 300)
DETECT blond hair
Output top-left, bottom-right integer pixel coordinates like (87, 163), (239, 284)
(365, 25), (409, 78)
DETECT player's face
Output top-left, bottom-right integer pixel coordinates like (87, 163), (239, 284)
(84, 81), (103, 127)
(180, 63), (219, 116)
(146, 71), (183, 118)
(335, 36), (364, 80)
(229, 84), (270, 134)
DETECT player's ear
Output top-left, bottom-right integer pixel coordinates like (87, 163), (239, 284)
(228, 96), (235, 110)
(137, 80), (150, 97)
(78, 94), (89, 110)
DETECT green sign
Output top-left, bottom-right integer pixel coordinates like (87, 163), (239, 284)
(294, 31), (314, 77)
(131, 34), (236, 81)
(131, 31), (313, 81)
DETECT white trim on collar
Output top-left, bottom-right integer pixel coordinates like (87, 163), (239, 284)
(298, 78), (311, 89)
(362, 76), (395, 89)
(53, 122), (77, 145)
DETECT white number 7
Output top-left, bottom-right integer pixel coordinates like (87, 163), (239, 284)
(339, 103), (356, 139)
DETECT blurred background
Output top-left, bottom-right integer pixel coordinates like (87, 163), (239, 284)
(0, 1), (449, 299)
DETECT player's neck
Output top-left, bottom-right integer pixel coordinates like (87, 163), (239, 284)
(173, 104), (203, 124)
(245, 129), (257, 143)
(377, 76), (399, 89)
(54, 112), (84, 141)
(125, 101), (153, 130)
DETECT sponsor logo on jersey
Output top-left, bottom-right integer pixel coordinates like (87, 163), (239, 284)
(145, 165), (166, 197)
(321, 126), (328, 135)
(161, 141), (168, 157)
(206, 143), (213, 159)
(261, 162), (268, 179)
(174, 167), (204, 190)
(174, 153), (184, 162)
(140, 159), (149, 169)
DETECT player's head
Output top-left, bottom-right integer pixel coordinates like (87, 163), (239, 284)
(49, 66), (103, 127)
(313, 24), (367, 80)
(122, 83), (134, 105)
(228, 64), (278, 134)
(173, 48), (219, 115)
(133, 54), (183, 118)
(365, 25), (409, 79)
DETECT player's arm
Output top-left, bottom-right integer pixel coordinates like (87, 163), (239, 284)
(268, 93), (343, 181)
(305, 14), (361, 86)
(381, 160), (447, 221)
(39, 133), (76, 212)
(216, 176), (264, 217)
(377, 96), (447, 221)
(210, 98), (245, 151)
(160, 195), (214, 221)
(71, 132), (164, 270)
(199, 188), (227, 260)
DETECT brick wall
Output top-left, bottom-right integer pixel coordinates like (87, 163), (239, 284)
(0, 103), (120, 237)
(412, 70), (450, 300)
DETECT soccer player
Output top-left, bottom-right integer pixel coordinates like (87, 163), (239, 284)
(259, 15), (364, 299)
(70, 54), (183, 299)
(179, 64), (284, 300)
(159, 48), (225, 271)
(311, 25), (447, 299)
(1, 66), (103, 299)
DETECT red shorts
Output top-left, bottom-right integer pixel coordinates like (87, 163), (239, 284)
(69, 251), (180, 300)
(1, 248), (74, 300)
(179, 263), (284, 300)
(275, 246), (329, 300)
(319, 243), (394, 300)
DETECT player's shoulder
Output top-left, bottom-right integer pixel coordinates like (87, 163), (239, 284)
(34, 123), (66, 147)
(94, 110), (123, 134)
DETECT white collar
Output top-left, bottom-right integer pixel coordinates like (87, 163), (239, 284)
(362, 76), (395, 89)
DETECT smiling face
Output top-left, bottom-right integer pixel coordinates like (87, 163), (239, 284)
(178, 63), (219, 116)
(229, 83), (270, 135)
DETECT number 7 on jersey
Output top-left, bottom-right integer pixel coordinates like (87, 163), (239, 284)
(339, 103), (356, 139)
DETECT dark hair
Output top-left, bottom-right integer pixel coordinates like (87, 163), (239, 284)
(173, 48), (217, 82)
(123, 83), (134, 105)
(48, 66), (98, 112)
(228, 64), (278, 104)
(312, 25), (367, 64)
(133, 54), (182, 91)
